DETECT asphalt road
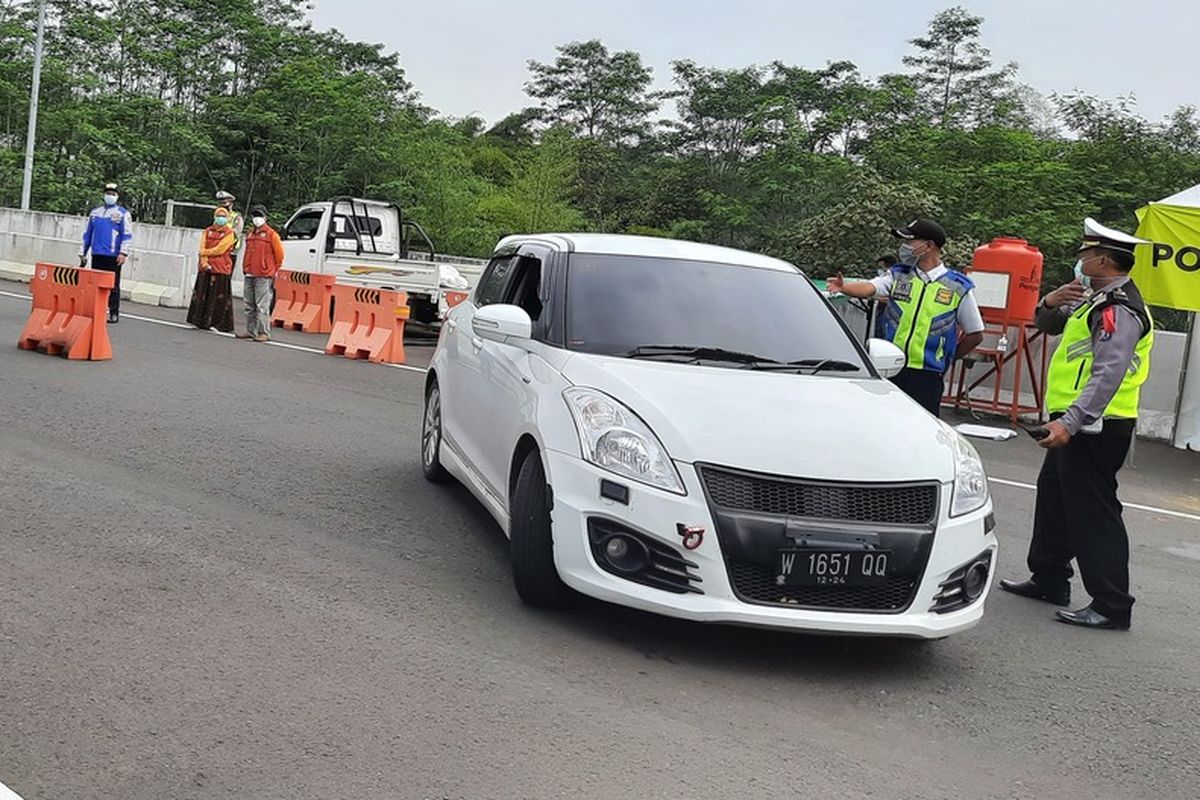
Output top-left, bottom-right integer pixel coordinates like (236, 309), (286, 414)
(1, 283), (1198, 800)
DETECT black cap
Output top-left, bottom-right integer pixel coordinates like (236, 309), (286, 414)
(250, 205), (267, 216)
(892, 218), (946, 248)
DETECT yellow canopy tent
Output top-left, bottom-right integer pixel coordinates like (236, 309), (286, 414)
(1132, 185), (1200, 449)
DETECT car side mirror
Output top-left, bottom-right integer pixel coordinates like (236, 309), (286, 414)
(472, 304), (532, 343)
(867, 338), (906, 378)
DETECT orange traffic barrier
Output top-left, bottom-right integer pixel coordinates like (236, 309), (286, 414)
(324, 284), (410, 364)
(18, 263), (114, 361)
(272, 270), (335, 333)
(445, 290), (469, 311)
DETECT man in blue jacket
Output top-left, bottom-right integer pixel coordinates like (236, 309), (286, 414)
(79, 182), (134, 323)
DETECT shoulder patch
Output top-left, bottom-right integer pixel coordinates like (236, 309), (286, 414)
(1100, 306), (1117, 341)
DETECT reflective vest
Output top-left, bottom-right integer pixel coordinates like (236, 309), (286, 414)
(1045, 288), (1153, 419)
(882, 266), (974, 373)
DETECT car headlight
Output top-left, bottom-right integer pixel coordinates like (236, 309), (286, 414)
(563, 388), (685, 494)
(950, 430), (989, 517)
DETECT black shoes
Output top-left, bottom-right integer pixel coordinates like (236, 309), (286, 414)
(999, 578), (1070, 607)
(107, 312), (119, 324)
(1055, 605), (1130, 631)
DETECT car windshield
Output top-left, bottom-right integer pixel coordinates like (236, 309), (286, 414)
(565, 254), (868, 374)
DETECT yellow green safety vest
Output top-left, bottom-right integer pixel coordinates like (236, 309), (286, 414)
(881, 266), (974, 373)
(1045, 293), (1153, 419)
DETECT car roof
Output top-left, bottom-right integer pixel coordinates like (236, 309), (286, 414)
(497, 233), (800, 273)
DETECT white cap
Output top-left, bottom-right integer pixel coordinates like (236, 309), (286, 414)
(215, 190), (235, 201)
(1080, 217), (1149, 255)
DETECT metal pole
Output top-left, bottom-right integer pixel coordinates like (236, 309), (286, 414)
(20, 0), (48, 210)
(1169, 311), (1196, 445)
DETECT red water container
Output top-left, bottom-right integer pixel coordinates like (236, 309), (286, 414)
(968, 237), (1044, 325)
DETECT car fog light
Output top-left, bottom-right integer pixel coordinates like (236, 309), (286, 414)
(602, 534), (649, 574)
(963, 561), (989, 601)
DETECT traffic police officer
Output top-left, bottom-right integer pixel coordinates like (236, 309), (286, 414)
(828, 219), (985, 416)
(1001, 218), (1154, 631)
(79, 181), (134, 323)
(215, 190), (245, 270)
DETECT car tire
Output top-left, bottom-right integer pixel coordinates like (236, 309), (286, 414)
(510, 450), (570, 608)
(422, 380), (448, 483)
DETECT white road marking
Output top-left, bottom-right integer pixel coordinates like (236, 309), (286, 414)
(0, 289), (427, 374)
(0, 779), (26, 800)
(3, 288), (1196, 523)
(990, 477), (1200, 523)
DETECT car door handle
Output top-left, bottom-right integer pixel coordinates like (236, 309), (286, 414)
(307, 248), (316, 254)
(471, 336), (484, 351)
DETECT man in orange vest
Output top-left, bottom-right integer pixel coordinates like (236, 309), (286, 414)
(236, 204), (285, 342)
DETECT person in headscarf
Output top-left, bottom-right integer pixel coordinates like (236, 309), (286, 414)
(186, 208), (237, 332)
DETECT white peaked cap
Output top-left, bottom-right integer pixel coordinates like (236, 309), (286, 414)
(1080, 217), (1149, 254)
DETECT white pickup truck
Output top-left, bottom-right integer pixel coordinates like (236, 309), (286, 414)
(279, 197), (488, 323)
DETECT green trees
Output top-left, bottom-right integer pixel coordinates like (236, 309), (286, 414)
(3, 0), (1199, 326)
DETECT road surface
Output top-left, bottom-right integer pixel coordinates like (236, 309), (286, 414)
(1, 283), (1198, 799)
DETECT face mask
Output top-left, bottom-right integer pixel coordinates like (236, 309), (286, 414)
(898, 242), (922, 266)
(214, 216), (229, 227)
(252, 217), (266, 228)
(1074, 256), (1104, 290)
(103, 194), (118, 206)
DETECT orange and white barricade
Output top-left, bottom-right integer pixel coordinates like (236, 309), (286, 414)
(18, 263), (114, 361)
(272, 270), (335, 334)
(324, 284), (409, 364)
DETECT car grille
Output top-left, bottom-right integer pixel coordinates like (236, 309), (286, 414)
(727, 559), (918, 611)
(700, 466), (938, 526)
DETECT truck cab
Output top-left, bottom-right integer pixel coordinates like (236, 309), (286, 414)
(279, 197), (486, 323)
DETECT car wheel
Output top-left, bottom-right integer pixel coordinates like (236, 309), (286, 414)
(510, 450), (570, 608)
(422, 380), (448, 483)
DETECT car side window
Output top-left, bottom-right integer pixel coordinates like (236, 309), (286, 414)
(503, 255), (544, 322)
(475, 256), (516, 307)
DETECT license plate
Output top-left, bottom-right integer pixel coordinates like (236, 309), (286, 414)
(776, 549), (892, 587)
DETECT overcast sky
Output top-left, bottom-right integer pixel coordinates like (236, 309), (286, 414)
(310, 0), (1198, 125)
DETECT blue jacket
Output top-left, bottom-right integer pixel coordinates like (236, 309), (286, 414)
(81, 205), (133, 258)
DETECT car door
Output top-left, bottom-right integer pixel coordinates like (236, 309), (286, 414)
(470, 246), (552, 499)
(441, 251), (519, 497)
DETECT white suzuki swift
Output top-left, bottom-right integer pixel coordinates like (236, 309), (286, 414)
(422, 234), (996, 639)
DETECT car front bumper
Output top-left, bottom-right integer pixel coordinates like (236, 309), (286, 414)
(543, 449), (997, 639)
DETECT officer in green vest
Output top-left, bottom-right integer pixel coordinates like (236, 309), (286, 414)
(1001, 218), (1154, 631)
(828, 219), (985, 416)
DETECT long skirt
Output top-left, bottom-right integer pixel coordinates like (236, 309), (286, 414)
(187, 271), (234, 332)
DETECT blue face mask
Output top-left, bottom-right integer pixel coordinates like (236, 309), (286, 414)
(1073, 258), (1096, 289)
(898, 242), (920, 266)
(214, 216), (229, 227)
(103, 194), (118, 207)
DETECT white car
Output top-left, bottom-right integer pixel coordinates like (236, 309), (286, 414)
(422, 234), (996, 639)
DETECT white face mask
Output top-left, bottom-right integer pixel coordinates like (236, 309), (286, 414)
(103, 193), (118, 206)
(252, 217), (266, 228)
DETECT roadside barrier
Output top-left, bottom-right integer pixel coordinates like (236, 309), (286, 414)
(445, 290), (469, 311)
(18, 263), (114, 361)
(271, 270), (335, 333)
(324, 284), (409, 364)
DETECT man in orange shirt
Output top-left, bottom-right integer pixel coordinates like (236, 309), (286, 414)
(237, 205), (285, 342)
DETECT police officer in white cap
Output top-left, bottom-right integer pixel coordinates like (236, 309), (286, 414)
(1000, 218), (1154, 631)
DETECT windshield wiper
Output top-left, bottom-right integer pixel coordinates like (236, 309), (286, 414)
(748, 358), (863, 374)
(624, 345), (781, 365)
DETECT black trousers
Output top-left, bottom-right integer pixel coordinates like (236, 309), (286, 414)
(1027, 417), (1136, 622)
(90, 254), (122, 316)
(890, 368), (944, 417)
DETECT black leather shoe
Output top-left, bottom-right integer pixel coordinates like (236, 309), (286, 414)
(1055, 605), (1130, 631)
(999, 578), (1070, 606)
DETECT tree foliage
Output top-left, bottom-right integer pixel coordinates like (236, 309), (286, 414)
(4, 4), (1200, 328)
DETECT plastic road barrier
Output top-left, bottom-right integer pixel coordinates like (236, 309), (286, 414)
(272, 270), (336, 334)
(324, 284), (409, 364)
(18, 263), (114, 360)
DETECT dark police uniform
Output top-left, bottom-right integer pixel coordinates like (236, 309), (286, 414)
(1002, 218), (1154, 630)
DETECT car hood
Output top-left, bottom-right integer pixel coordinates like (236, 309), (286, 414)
(559, 355), (958, 483)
